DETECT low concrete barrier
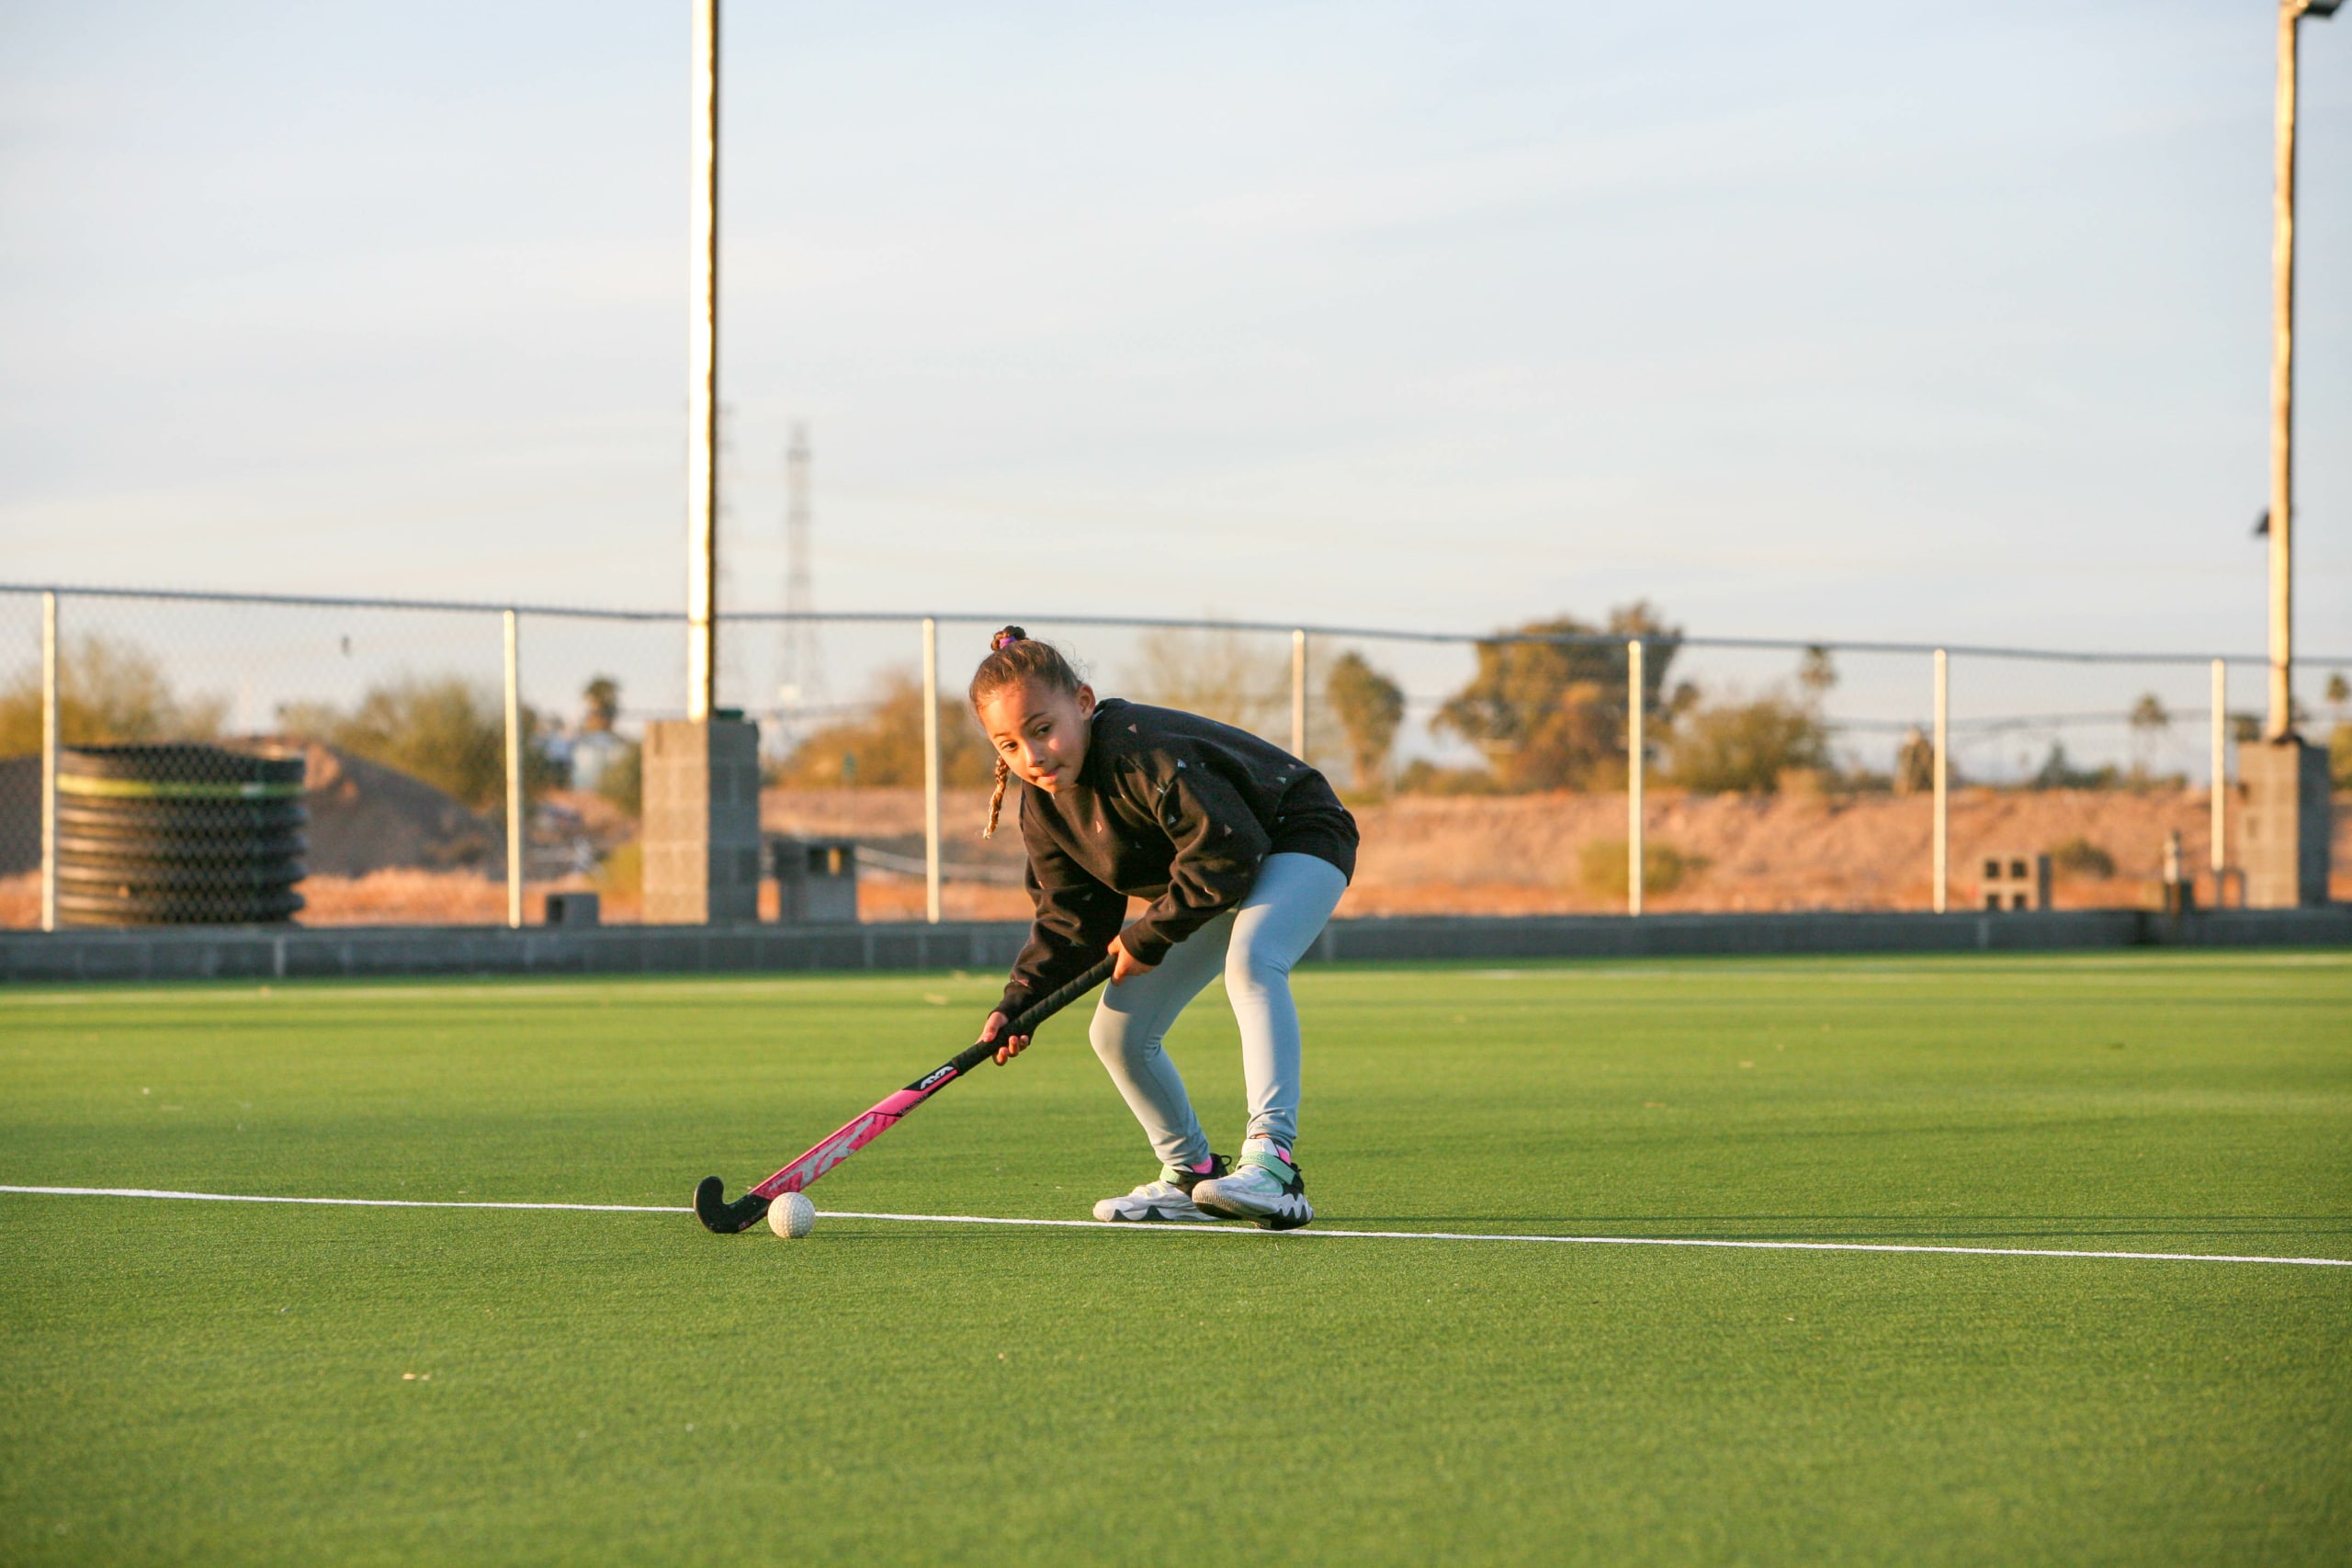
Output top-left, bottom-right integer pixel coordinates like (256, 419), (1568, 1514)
(1313, 909), (2164, 962)
(2, 906), (2344, 983)
(0, 921), (1032, 985)
(2138, 907), (2352, 948)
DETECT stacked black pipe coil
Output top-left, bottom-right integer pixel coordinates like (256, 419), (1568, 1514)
(56, 744), (306, 925)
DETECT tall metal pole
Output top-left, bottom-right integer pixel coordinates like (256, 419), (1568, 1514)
(685, 0), (720, 723)
(1627, 638), (1645, 917)
(504, 610), (525, 930)
(2211, 658), (2229, 884)
(1290, 629), (1307, 757)
(2267, 0), (2336, 738)
(922, 617), (942, 925)
(1931, 649), (1949, 914)
(40, 592), (58, 933)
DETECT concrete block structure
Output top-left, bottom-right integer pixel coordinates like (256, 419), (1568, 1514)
(1978, 853), (2052, 911)
(772, 836), (859, 924)
(2239, 737), (2332, 908)
(543, 892), (601, 927)
(641, 717), (762, 924)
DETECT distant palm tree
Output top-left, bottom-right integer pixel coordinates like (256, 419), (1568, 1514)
(2128, 693), (2171, 779)
(1797, 645), (1837, 701)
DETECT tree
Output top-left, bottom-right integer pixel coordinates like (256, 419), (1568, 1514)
(772, 671), (994, 788)
(0, 634), (226, 756)
(1894, 727), (1935, 795)
(2049, 837), (2117, 879)
(2127, 693), (2170, 778)
(1393, 758), (1498, 795)
(582, 675), (621, 731)
(1431, 604), (1683, 792)
(565, 674), (636, 805)
(1662, 692), (1829, 794)
(1797, 646), (1838, 700)
(595, 741), (642, 815)
(1324, 650), (1405, 790)
(2030, 742), (2117, 791)
(1577, 836), (1702, 898)
(279, 675), (559, 812)
(1121, 626), (1288, 738)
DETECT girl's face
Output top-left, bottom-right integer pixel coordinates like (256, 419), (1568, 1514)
(978, 679), (1096, 795)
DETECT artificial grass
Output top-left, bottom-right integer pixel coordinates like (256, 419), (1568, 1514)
(1, 952), (2346, 1565)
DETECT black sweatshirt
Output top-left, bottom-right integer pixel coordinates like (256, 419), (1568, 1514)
(997, 698), (1358, 1019)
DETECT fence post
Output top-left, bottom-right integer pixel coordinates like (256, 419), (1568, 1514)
(1931, 648), (1949, 914)
(503, 610), (524, 930)
(922, 616), (942, 925)
(40, 591), (58, 933)
(1290, 629), (1307, 757)
(1627, 637), (1644, 917)
(2210, 658), (2228, 893)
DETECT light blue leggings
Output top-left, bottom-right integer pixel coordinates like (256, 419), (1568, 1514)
(1088, 852), (1348, 1168)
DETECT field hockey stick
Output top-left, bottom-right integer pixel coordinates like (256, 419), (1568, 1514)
(694, 954), (1118, 1234)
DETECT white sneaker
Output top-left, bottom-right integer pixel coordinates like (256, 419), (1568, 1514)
(1191, 1143), (1312, 1230)
(1091, 1155), (1228, 1224)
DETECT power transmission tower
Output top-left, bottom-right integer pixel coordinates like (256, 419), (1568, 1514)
(777, 421), (824, 737)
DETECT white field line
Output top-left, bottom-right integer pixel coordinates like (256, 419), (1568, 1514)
(0, 1185), (681, 1213)
(4, 1185), (2346, 1269)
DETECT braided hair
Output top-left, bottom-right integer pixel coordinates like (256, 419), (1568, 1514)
(969, 626), (1084, 839)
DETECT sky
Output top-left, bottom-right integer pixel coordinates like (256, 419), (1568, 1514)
(1, 1), (2346, 751)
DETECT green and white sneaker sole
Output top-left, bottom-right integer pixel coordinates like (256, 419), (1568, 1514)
(1192, 1157), (1312, 1231)
(1092, 1180), (1214, 1224)
(1091, 1157), (1230, 1224)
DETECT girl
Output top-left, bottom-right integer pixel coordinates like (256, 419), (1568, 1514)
(973, 627), (1358, 1230)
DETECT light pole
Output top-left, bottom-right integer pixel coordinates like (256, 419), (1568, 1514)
(686, 0), (720, 723)
(2268, 0), (2339, 739)
(643, 0), (761, 927)
(2245, 0), (2339, 908)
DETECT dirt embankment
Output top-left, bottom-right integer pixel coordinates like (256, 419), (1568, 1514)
(2, 779), (2341, 930)
(1340, 787), (2334, 914)
(757, 784), (2352, 918)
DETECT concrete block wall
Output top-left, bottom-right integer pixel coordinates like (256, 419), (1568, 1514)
(773, 838), (860, 924)
(2239, 738), (2334, 908)
(640, 718), (763, 924)
(1309, 908), (2152, 962)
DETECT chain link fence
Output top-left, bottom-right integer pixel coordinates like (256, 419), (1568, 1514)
(3, 583), (2346, 931)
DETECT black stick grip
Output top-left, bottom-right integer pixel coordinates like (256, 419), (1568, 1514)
(948, 953), (1117, 1075)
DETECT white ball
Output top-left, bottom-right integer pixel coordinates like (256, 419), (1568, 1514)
(767, 1190), (817, 1239)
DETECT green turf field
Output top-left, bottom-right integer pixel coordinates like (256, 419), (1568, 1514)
(3, 952), (2347, 1565)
